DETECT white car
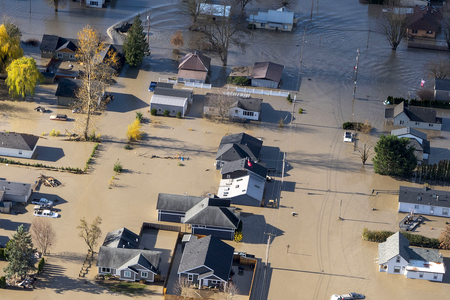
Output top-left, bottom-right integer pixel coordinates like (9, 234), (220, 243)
(331, 293), (366, 300)
(31, 198), (54, 206)
(34, 209), (59, 218)
(343, 131), (353, 143)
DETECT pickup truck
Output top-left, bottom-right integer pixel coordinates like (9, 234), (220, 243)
(330, 293), (365, 300)
(148, 81), (157, 92)
(31, 198), (54, 206)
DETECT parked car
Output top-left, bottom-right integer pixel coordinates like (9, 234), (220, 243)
(33, 204), (52, 210)
(34, 209), (59, 218)
(50, 114), (67, 121)
(31, 198), (54, 206)
(343, 131), (353, 143)
(34, 106), (46, 113)
(148, 81), (157, 92)
(330, 293), (365, 300)
(383, 99), (392, 105)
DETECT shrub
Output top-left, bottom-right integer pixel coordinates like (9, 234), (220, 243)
(178, 162), (184, 166)
(49, 129), (56, 136)
(287, 94), (292, 103)
(0, 276), (5, 288)
(298, 108), (303, 114)
(362, 228), (441, 248)
(176, 111), (182, 118)
(151, 108), (157, 116)
(88, 131), (96, 141)
(362, 228), (394, 243)
(0, 248), (6, 260)
(55, 130), (60, 137)
(114, 159), (123, 173)
(124, 144), (132, 150)
(234, 232), (243, 243)
(227, 76), (250, 86)
(38, 257), (45, 274)
(136, 111), (144, 123)
(104, 273), (112, 280)
(25, 38), (39, 47)
(163, 110), (170, 117)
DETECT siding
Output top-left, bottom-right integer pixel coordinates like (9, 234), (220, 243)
(158, 210), (185, 223)
(406, 270), (443, 281)
(150, 103), (186, 117)
(57, 96), (75, 106)
(0, 146), (34, 159)
(399, 202), (450, 218)
(393, 113), (442, 131)
(191, 227), (234, 240)
(41, 51), (54, 59)
(55, 52), (77, 61)
(251, 78), (279, 89)
(385, 256), (408, 275)
(434, 90), (450, 101)
(120, 269), (136, 281)
(228, 107), (259, 121)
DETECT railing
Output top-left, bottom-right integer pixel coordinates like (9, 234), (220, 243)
(235, 87), (290, 97)
(159, 78), (178, 85)
(184, 82), (212, 89)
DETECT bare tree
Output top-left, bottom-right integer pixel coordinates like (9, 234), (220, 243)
(427, 58), (450, 79)
(280, 0), (294, 8)
(206, 93), (235, 121)
(355, 140), (373, 165)
(235, 0), (251, 11)
(173, 276), (192, 299)
(379, 1), (407, 50)
(442, 3), (450, 49)
(440, 224), (450, 250)
(43, 0), (68, 12)
(30, 218), (56, 255)
(416, 89), (434, 101)
(74, 25), (119, 140)
(77, 216), (102, 253)
(178, 0), (203, 25)
(220, 283), (240, 300)
(196, 1), (248, 66)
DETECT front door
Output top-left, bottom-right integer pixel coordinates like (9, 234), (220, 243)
(430, 206), (435, 215)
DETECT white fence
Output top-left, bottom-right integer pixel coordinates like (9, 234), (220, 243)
(235, 87), (289, 97)
(184, 82), (212, 89)
(158, 78), (178, 85)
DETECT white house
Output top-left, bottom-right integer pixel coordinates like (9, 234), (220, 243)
(377, 232), (445, 281)
(150, 87), (193, 117)
(391, 127), (430, 163)
(248, 7), (297, 31)
(86, 0), (105, 8)
(385, 102), (442, 131)
(0, 132), (39, 159)
(203, 93), (263, 121)
(398, 186), (450, 217)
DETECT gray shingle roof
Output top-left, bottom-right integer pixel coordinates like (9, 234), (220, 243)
(183, 198), (239, 228)
(435, 78), (450, 92)
(96, 247), (161, 274)
(40, 34), (60, 52)
(220, 158), (267, 178)
(390, 127), (427, 141)
(156, 194), (205, 212)
(178, 235), (234, 281)
(0, 132), (39, 151)
(405, 106), (440, 123)
(153, 87), (193, 99)
(216, 133), (263, 162)
(103, 227), (140, 249)
(0, 181), (32, 197)
(55, 78), (82, 98)
(408, 247), (443, 263)
(378, 232), (411, 264)
(398, 186), (450, 208)
(204, 93), (263, 113)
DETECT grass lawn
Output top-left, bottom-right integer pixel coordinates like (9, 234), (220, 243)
(97, 280), (149, 295)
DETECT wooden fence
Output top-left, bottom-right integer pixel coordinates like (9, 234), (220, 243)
(139, 222), (181, 235)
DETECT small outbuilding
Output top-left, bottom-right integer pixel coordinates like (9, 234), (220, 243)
(178, 51), (211, 84)
(250, 62), (284, 89)
(150, 87), (193, 117)
(0, 132), (39, 159)
(434, 78), (450, 101)
(0, 180), (32, 203)
(55, 78), (82, 106)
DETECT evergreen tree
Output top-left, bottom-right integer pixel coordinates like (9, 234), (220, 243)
(372, 134), (417, 177)
(3, 225), (37, 280)
(123, 15), (149, 66)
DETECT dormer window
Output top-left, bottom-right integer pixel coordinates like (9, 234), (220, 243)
(417, 197), (422, 201)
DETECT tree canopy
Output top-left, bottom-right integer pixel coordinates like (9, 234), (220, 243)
(6, 57), (43, 98)
(3, 224), (37, 280)
(0, 24), (23, 73)
(372, 134), (417, 177)
(123, 15), (149, 66)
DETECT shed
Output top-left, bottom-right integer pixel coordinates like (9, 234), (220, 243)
(0, 132), (39, 159)
(250, 62), (284, 89)
(150, 87), (193, 117)
(0, 180), (32, 203)
(55, 78), (82, 106)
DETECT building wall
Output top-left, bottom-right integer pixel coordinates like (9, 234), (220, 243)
(250, 22), (292, 31)
(158, 210), (185, 223)
(385, 256), (408, 275)
(251, 78), (279, 89)
(0, 146), (34, 159)
(399, 202), (450, 217)
(191, 226), (234, 240)
(393, 113), (442, 131)
(150, 102), (187, 117)
(408, 28), (436, 39)
(435, 90), (450, 101)
(406, 270), (443, 281)
(120, 269), (136, 281)
(57, 96), (75, 106)
(228, 107), (259, 121)
(86, 0), (104, 7)
(54, 52), (77, 61)
(41, 51), (54, 59)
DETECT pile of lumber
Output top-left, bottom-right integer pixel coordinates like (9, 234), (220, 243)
(40, 174), (61, 187)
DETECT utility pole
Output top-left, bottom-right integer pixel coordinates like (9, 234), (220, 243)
(339, 199), (342, 220)
(147, 11), (151, 45)
(310, 0), (314, 20)
(353, 49), (360, 101)
(251, 15), (255, 36)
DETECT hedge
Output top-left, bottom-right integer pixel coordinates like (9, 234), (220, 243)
(227, 76), (250, 86)
(0, 276), (6, 288)
(38, 257), (45, 274)
(386, 96), (450, 110)
(362, 228), (440, 249)
(0, 248), (6, 260)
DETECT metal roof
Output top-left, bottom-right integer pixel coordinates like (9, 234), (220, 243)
(249, 9), (294, 25)
(153, 87), (192, 99)
(150, 94), (188, 107)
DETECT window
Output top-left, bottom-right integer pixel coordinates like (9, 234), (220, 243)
(18, 150), (22, 155)
(235, 110), (238, 113)
(394, 266), (401, 273)
(261, 23), (265, 28)
(443, 208), (449, 216)
(101, 267), (111, 273)
(396, 256), (401, 263)
(419, 272), (424, 278)
(211, 280), (219, 284)
(57, 53), (63, 58)
(141, 272), (148, 278)
(426, 31), (433, 34)
(69, 54), (75, 59)
(414, 205), (419, 209)
(255, 185), (260, 188)
(399, 120), (404, 125)
(415, 122), (420, 125)
(172, 110), (175, 113)
(283, 25), (288, 30)
(124, 271), (131, 278)
(90, 1), (99, 5)
(188, 274), (193, 281)
(412, 30), (418, 34)
(243, 111), (254, 117)
(434, 273), (438, 280)
(429, 124), (433, 127)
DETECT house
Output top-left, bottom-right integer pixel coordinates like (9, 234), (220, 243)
(398, 186), (450, 217)
(218, 159), (267, 207)
(434, 78), (450, 101)
(55, 78), (82, 106)
(377, 232), (445, 281)
(0, 180), (32, 203)
(198, 3), (231, 20)
(407, 6), (441, 39)
(98, 44), (124, 71)
(391, 127), (430, 163)
(96, 227), (161, 282)
(178, 51), (211, 84)
(40, 34), (78, 61)
(177, 235), (234, 288)
(204, 93), (263, 121)
(0, 132), (39, 159)
(215, 132), (263, 169)
(385, 102), (442, 130)
(250, 62), (284, 89)
(86, 0), (105, 8)
(248, 7), (297, 32)
(156, 194), (239, 240)
(150, 87), (193, 117)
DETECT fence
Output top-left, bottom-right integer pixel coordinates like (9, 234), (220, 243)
(139, 222), (181, 235)
(159, 78), (178, 85)
(235, 87), (290, 97)
(184, 82), (212, 89)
